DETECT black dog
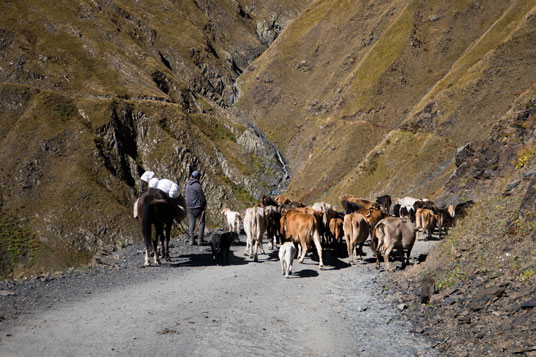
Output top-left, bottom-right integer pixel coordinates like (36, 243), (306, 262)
(210, 231), (238, 265)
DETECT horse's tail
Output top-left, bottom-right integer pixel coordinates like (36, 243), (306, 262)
(133, 198), (139, 219)
(141, 196), (153, 246)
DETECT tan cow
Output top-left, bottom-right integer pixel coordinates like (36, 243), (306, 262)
(343, 212), (370, 265)
(329, 217), (344, 248)
(436, 208), (454, 239)
(280, 210), (324, 269)
(370, 217), (416, 272)
(416, 208), (437, 240)
(243, 206), (268, 262)
(447, 204), (455, 218)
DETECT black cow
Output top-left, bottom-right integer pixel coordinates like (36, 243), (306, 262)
(342, 200), (360, 214)
(259, 194), (278, 207)
(211, 231), (238, 265)
(376, 195), (392, 215)
(414, 200), (438, 213)
(455, 200), (474, 219)
(392, 203), (401, 217)
(399, 206), (410, 220)
(264, 205), (282, 249)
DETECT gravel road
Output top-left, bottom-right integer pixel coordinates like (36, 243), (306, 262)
(0, 234), (438, 356)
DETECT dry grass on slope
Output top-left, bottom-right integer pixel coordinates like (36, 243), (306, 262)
(238, 0), (536, 204)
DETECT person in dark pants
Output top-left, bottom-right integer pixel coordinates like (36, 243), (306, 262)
(185, 170), (207, 245)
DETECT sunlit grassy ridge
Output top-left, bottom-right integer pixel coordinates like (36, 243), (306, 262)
(237, 0), (536, 204)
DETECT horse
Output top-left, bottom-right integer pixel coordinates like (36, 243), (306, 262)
(136, 188), (186, 266)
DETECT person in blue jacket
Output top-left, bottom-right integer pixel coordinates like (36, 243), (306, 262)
(185, 170), (206, 245)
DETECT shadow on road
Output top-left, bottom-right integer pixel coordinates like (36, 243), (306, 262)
(294, 269), (319, 278)
(168, 246), (251, 268)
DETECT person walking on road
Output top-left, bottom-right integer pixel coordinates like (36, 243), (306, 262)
(185, 170), (206, 245)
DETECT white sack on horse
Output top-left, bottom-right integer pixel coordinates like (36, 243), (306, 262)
(156, 179), (174, 195)
(168, 182), (180, 199)
(148, 177), (160, 188)
(140, 171), (155, 182)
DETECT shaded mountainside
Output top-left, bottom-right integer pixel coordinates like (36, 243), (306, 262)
(0, 0), (311, 277)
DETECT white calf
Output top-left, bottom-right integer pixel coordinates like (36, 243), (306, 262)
(278, 242), (296, 278)
(221, 207), (241, 235)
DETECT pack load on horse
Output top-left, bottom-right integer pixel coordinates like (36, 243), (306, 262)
(134, 171), (186, 266)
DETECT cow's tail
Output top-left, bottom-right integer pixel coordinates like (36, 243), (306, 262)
(280, 215), (287, 240)
(371, 222), (383, 253)
(235, 214), (241, 235)
(252, 214), (259, 241)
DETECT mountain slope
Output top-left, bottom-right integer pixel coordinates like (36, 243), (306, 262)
(237, 0), (536, 204)
(0, 0), (310, 277)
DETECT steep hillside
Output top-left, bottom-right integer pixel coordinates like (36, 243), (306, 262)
(0, 0), (310, 277)
(390, 90), (536, 355)
(237, 0), (536, 204)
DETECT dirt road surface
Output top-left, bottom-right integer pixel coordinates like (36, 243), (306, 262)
(0, 234), (438, 356)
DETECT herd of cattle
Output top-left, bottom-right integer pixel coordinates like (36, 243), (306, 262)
(134, 186), (473, 274)
(221, 194), (474, 274)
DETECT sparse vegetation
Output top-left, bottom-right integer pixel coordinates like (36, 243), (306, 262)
(0, 215), (39, 278)
(515, 146), (536, 170)
(224, 177), (255, 206)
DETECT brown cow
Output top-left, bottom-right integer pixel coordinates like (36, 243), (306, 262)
(291, 207), (325, 242)
(343, 212), (370, 265)
(339, 194), (378, 210)
(274, 195), (291, 206)
(370, 217), (416, 272)
(280, 210), (324, 269)
(329, 217), (344, 253)
(358, 207), (387, 231)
